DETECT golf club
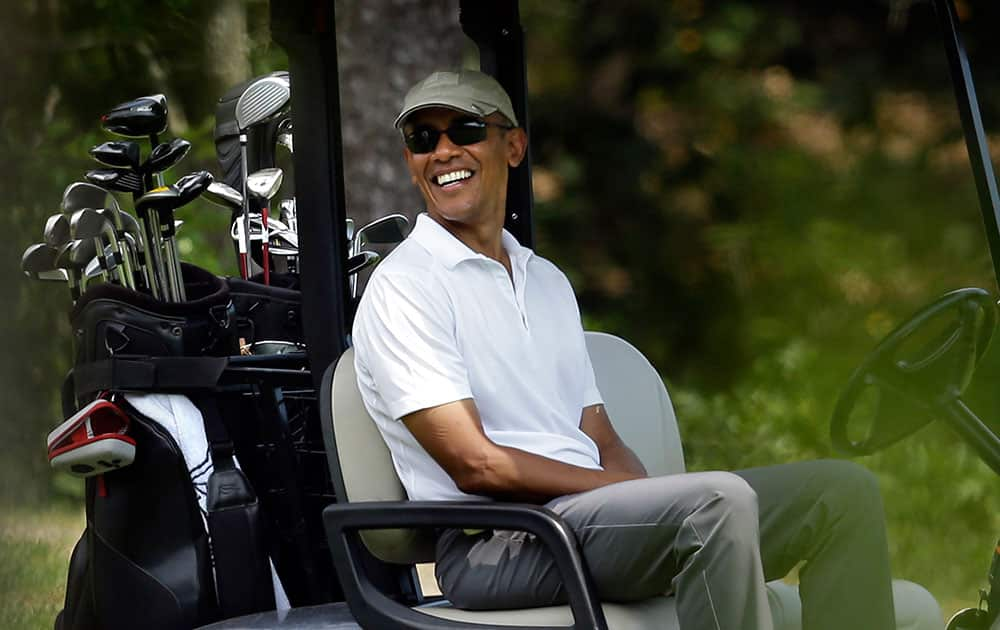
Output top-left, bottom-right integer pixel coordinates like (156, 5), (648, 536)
(43, 214), (71, 248)
(246, 167), (284, 284)
(234, 76), (291, 279)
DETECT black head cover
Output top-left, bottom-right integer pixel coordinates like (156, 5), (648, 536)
(86, 168), (143, 194)
(90, 141), (142, 170)
(101, 94), (167, 137)
(144, 138), (191, 175)
(136, 171), (213, 213)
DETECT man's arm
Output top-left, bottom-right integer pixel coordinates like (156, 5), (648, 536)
(403, 400), (644, 503)
(579, 404), (647, 477)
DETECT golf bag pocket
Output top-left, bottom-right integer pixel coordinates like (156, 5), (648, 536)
(70, 263), (238, 363)
(227, 277), (304, 351)
(56, 402), (218, 630)
(47, 399), (135, 478)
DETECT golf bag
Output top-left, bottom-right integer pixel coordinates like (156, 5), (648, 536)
(227, 275), (305, 352)
(55, 265), (310, 630)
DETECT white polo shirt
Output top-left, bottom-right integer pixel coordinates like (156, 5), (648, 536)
(352, 213), (604, 502)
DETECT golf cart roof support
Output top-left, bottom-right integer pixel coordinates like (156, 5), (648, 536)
(460, 0), (535, 248)
(270, 1), (350, 386)
(933, 0), (1000, 291)
(270, 0), (422, 602)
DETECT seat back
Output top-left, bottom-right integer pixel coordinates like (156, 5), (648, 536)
(584, 332), (685, 476)
(321, 332), (683, 564)
(321, 348), (435, 564)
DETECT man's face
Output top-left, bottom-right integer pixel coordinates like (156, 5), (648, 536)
(402, 107), (526, 228)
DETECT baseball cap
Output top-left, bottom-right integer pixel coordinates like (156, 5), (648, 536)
(394, 69), (519, 129)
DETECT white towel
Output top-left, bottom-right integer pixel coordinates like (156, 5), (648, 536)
(125, 392), (291, 611)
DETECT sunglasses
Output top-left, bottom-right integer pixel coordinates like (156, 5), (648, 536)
(403, 118), (514, 154)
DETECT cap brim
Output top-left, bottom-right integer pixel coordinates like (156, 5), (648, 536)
(394, 98), (499, 128)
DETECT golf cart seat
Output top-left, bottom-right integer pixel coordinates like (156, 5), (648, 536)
(321, 331), (943, 629)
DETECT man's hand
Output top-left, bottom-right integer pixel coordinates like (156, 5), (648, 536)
(402, 400), (644, 503)
(580, 404), (648, 477)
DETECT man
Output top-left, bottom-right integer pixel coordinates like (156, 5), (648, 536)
(351, 69), (895, 630)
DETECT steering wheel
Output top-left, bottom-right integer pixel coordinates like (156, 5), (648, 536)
(831, 288), (997, 456)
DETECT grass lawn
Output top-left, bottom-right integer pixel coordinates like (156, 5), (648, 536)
(0, 505), (84, 630)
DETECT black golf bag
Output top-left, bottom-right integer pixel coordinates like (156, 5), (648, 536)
(54, 264), (338, 630)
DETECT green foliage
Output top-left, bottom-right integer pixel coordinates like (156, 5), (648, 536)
(525, 0), (1000, 606)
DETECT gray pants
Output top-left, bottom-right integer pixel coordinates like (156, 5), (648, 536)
(435, 459), (896, 630)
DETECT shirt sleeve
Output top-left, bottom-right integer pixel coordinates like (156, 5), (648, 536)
(558, 268), (604, 409)
(352, 271), (473, 421)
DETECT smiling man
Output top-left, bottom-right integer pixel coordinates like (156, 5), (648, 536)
(350, 69), (898, 630)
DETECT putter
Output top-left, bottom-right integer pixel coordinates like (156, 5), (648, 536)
(246, 167), (284, 284)
(235, 76), (291, 279)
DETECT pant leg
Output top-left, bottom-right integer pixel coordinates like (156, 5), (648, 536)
(435, 472), (774, 630)
(735, 460), (896, 630)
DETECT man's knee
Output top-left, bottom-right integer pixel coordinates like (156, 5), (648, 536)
(810, 459), (884, 515)
(689, 471), (759, 523)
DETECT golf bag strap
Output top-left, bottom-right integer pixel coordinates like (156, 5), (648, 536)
(72, 357), (229, 397)
(193, 395), (277, 619)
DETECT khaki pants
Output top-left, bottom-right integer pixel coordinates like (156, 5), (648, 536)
(435, 459), (895, 630)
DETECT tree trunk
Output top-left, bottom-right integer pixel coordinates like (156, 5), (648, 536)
(335, 0), (466, 228)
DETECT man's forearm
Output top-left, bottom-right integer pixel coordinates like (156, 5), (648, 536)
(461, 443), (643, 503)
(600, 442), (648, 477)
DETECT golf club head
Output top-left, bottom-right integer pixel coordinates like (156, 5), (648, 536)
(204, 181), (243, 210)
(235, 77), (291, 130)
(347, 251), (379, 275)
(55, 239), (97, 269)
(246, 167), (284, 201)
(118, 212), (144, 245)
(69, 208), (112, 241)
(346, 217), (355, 242)
(62, 182), (111, 214)
(43, 214), (71, 247)
(143, 138), (191, 175)
(22, 243), (60, 277)
(358, 213), (410, 245)
(101, 94), (167, 137)
(90, 141), (142, 170)
(231, 215), (265, 241)
(277, 118), (294, 153)
(86, 168), (143, 194)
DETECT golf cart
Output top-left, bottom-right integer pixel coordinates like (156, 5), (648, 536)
(49, 0), (1000, 628)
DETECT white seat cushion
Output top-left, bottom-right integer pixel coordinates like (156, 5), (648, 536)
(416, 579), (939, 629)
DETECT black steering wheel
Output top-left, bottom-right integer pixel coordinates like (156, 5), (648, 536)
(831, 288), (997, 456)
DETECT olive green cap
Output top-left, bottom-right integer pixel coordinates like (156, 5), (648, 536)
(394, 69), (519, 129)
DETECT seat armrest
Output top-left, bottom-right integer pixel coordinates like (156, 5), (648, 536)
(323, 501), (608, 630)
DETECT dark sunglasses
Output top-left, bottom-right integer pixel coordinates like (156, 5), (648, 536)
(403, 118), (514, 154)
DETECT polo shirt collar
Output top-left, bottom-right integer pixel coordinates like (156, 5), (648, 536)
(409, 212), (533, 270)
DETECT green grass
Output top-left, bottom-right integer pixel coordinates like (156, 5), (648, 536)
(0, 505), (84, 630)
